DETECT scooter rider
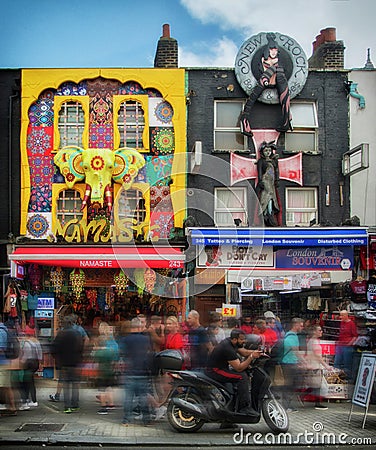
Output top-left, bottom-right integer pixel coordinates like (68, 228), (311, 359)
(206, 329), (261, 414)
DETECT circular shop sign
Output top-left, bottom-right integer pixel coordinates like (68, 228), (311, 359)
(235, 32), (308, 104)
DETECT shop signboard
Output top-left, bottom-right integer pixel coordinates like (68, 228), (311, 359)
(37, 297), (55, 310)
(276, 247), (353, 270)
(222, 303), (240, 318)
(352, 353), (376, 408)
(197, 245), (274, 268)
(349, 353), (376, 428)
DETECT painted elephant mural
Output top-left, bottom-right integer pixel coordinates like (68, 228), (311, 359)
(54, 146), (145, 211)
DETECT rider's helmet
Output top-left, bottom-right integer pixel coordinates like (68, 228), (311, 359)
(244, 333), (262, 350)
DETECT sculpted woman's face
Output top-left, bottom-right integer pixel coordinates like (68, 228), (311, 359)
(263, 147), (272, 157)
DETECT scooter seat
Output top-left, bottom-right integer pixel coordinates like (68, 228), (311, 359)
(199, 372), (235, 394)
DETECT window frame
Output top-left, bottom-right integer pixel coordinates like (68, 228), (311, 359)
(52, 184), (87, 232)
(285, 187), (318, 226)
(214, 187), (248, 227)
(113, 95), (149, 152)
(113, 183), (150, 241)
(285, 101), (319, 154)
(213, 100), (247, 152)
(53, 96), (89, 152)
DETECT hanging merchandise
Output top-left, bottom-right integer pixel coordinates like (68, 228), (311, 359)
(70, 268), (86, 300)
(144, 268), (156, 293)
(28, 264), (43, 291)
(134, 269), (146, 295)
(86, 288), (98, 310)
(114, 270), (128, 296)
(50, 266), (64, 294)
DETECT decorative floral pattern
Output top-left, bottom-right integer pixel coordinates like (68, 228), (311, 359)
(150, 211), (174, 239)
(89, 124), (113, 148)
(28, 185), (52, 212)
(29, 156), (54, 185)
(154, 101), (173, 124)
(27, 126), (53, 155)
(151, 128), (175, 155)
(56, 82), (87, 96)
(150, 185), (172, 211)
(27, 213), (49, 238)
(145, 155), (173, 186)
(28, 100), (54, 127)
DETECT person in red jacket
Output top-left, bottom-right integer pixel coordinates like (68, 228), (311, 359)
(253, 319), (278, 349)
(164, 316), (184, 351)
(334, 310), (358, 382)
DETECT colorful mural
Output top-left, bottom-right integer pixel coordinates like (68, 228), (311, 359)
(21, 69), (186, 242)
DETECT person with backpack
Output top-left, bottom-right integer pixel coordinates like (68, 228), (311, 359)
(0, 320), (17, 415)
(280, 317), (307, 412)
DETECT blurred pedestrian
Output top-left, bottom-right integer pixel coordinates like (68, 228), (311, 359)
(19, 326), (42, 409)
(240, 314), (253, 335)
(187, 310), (211, 369)
(51, 316), (84, 413)
(208, 312), (226, 343)
(119, 317), (152, 426)
(306, 324), (331, 410)
(280, 318), (306, 412)
(0, 320), (17, 415)
(94, 322), (119, 415)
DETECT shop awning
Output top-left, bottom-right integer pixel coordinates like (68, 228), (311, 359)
(9, 246), (185, 269)
(188, 227), (368, 247)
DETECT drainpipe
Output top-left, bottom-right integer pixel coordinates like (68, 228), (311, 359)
(9, 92), (18, 240)
(348, 81), (365, 109)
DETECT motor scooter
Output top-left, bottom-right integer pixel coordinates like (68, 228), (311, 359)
(154, 346), (289, 434)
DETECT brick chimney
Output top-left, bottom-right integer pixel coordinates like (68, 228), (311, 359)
(308, 27), (345, 69)
(154, 24), (178, 68)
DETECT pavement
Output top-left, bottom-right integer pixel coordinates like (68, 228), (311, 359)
(0, 378), (375, 447)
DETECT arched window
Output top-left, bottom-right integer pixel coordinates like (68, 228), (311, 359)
(117, 100), (145, 149)
(56, 189), (83, 225)
(58, 101), (85, 147)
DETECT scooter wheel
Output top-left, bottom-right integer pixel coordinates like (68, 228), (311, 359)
(167, 392), (205, 433)
(262, 398), (289, 433)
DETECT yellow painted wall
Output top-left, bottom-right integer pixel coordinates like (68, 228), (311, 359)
(21, 69), (187, 235)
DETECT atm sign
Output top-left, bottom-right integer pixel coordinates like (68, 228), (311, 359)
(37, 297), (54, 309)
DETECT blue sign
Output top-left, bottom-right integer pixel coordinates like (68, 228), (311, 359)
(189, 227), (368, 247)
(276, 247), (353, 270)
(37, 297), (54, 310)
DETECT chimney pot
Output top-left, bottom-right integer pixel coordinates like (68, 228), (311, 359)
(321, 27), (336, 42)
(162, 24), (170, 38)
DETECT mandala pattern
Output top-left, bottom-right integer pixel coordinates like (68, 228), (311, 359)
(27, 126), (53, 155)
(28, 185), (52, 213)
(89, 124), (113, 148)
(145, 155), (173, 186)
(27, 213), (50, 238)
(28, 100), (54, 127)
(151, 128), (175, 155)
(29, 156), (54, 186)
(56, 81), (87, 96)
(150, 211), (174, 239)
(154, 101), (173, 124)
(148, 98), (173, 126)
